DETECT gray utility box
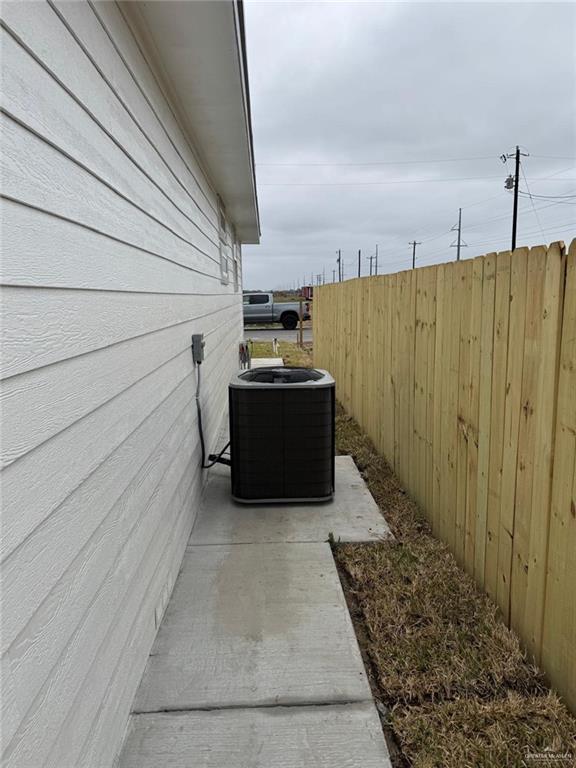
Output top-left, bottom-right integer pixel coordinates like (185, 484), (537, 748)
(229, 367), (335, 503)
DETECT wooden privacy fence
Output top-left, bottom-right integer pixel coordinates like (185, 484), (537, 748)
(314, 240), (575, 712)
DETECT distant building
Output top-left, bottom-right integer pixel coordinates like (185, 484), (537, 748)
(301, 285), (314, 300)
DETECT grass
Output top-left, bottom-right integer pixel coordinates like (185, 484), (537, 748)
(396, 694), (576, 768)
(337, 541), (543, 706)
(245, 340), (313, 367)
(333, 405), (576, 768)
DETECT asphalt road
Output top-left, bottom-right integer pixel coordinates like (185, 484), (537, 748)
(243, 327), (313, 343)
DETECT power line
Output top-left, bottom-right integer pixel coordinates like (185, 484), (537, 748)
(531, 155), (576, 160)
(251, 197), (571, 264)
(421, 228), (454, 244)
(383, 193), (568, 253)
(463, 198), (574, 232)
(528, 168), (576, 183)
(258, 154), (576, 167)
(462, 191), (509, 210)
(257, 155), (495, 167)
(396, 220), (575, 266)
(520, 165), (545, 240)
(261, 175), (507, 187)
(518, 191), (576, 201)
(458, 166), (575, 209)
(464, 221), (575, 249)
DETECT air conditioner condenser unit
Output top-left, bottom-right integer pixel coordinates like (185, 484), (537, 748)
(229, 366), (335, 503)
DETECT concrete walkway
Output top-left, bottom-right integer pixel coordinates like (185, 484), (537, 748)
(118, 416), (392, 765)
(249, 356), (284, 367)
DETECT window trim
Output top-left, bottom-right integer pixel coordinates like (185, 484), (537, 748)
(218, 196), (229, 285)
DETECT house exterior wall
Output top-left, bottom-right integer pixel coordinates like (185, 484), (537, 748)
(1, 2), (244, 766)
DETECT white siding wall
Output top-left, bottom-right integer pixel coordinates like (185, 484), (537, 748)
(0, 2), (243, 766)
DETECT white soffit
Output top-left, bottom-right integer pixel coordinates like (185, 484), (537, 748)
(123, 1), (260, 243)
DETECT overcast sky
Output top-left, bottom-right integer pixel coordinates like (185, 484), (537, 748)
(241, 1), (575, 289)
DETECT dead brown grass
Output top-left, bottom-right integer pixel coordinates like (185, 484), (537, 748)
(279, 341), (313, 367)
(395, 694), (576, 768)
(333, 404), (576, 768)
(336, 541), (543, 706)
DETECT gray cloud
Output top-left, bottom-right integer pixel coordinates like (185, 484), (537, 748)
(242, 1), (576, 288)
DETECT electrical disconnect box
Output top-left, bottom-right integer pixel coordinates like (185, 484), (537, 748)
(192, 333), (205, 364)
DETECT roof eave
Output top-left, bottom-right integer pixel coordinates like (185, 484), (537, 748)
(120, 0), (260, 244)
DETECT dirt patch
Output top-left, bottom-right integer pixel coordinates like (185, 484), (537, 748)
(333, 404), (576, 768)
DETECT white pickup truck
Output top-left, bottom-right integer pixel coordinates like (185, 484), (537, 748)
(242, 292), (311, 330)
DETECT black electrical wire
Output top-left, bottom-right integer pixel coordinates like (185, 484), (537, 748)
(195, 362), (230, 469)
(518, 191), (576, 201)
(257, 155), (495, 167)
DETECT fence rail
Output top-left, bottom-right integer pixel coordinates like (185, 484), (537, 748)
(314, 240), (575, 712)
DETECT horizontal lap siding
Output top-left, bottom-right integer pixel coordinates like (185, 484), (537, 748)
(0, 2), (242, 766)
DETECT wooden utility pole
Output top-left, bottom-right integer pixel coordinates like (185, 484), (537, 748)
(512, 146), (521, 250)
(337, 249), (342, 282)
(502, 145), (528, 251)
(409, 241), (421, 270)
(375, 244), (379, 275)
(366, 253), (376, 275)
(332, 268), (336, 282)
(357, 249), (361, 278)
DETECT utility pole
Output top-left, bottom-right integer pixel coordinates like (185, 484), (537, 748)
(332, 268), (336, 283)
(512, 147), (521, 251)
(357, 249), (361, 278)
(366, 253), (376, 276)
(336, 249), (342, 282)
(322, 266), (325, 285)
(450, 208), (467, 261)
(375, 244), (379, 276)
(409, 241), (421, 270)
(501, 145), (529, 251)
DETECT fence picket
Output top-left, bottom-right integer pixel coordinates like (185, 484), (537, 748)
(313, 239), (574, 712)
(541, 240), (576, 712)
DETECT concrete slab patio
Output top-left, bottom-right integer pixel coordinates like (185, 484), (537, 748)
(118, 441), (392, 767)
(189, 456), (392, 546)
